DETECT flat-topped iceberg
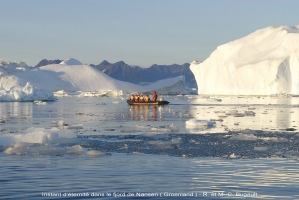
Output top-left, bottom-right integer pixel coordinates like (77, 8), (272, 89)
(190, 25), (299, 95)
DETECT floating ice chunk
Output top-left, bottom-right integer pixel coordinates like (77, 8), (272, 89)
(35, 100), (47, 105)
(86, 150), (110, 156)
(52, 120), (82, 129)
(185, 119), (216, 127)
(168, 124), (180, 132)
(244, 111), (256, 116)
(151, 126), (172, 132)
(55, 120), (66, 127)
(0, 127), (77, 145)
(12, 128), (59, 144)
(69, 124), (83, 129)
(225, 110), (239, 115)
(229, 153), (241, 159)
(260, 137), (288, 142)
(4, 143), (32, 155)
(67, 145), (85, 155)
(3, 143), (68, 156)
(142, 132), (158, 137)
(2, 127), (78, 156)
(120, 144), (128, 149)
(135, 125), (152, 130)
(233, 113), (245, 117)
(230, 133), (257, 141)
(150, 124), (180, 133)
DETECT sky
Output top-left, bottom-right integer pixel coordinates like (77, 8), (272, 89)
(1, 0), (299, 67)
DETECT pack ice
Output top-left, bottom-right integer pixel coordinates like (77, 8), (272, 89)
(190, 25), (299, 95)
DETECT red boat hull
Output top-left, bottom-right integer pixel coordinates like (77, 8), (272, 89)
(127, 100), (169, 105)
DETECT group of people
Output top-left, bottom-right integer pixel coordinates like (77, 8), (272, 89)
(129, 91), (158, 102)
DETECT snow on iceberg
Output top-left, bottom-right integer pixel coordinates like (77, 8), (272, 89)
(0, 57), (188, 100)
(59, 58), (83, 65)
(190, 25), (299, 95)
(40, 64), (187, 94)
(37, 62), (188, 95)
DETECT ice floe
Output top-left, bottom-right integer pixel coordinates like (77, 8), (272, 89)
(185, 119), (216, 127)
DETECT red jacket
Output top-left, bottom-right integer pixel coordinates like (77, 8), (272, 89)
(153, 93), (157, 101)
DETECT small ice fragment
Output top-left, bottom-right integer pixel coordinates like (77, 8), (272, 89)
(229, 153), (240, 159)
(68, 124), (83, 129)
(230, 133), (257, 141)
(225, 110), (239, 115)
(135, 125), (152, 130)
(86, 150), (110, 156)
(168, 124), (180, 132)
(185, 119), (216, 127)
(244, 111), (256, 116)
(67, 145), (85, 155)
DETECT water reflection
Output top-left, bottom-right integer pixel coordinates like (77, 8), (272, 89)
(188, 96), (299, 132)
(129, 105), (161, 121)
(191, 158), (299, 199)
(0, 102), (33, 118)
(274, 98), (299, 130)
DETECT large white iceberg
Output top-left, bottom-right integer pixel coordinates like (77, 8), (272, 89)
(38, 64), (186, 94)
(0, 59), (187, 101)
(190, 25), (299, 95)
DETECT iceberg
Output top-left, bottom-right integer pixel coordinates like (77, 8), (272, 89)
(0, 82), (55, 102)
(0, 58), (188, 101)
(38, 64), (187, 95)
(0, 60), (55, 101)
(190, 25), (299, 95)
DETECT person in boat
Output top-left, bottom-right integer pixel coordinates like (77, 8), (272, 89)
(139, 95), (144, 102)
(134, 94), (140, 102)
(144, 95), (149, 102)
(152, 91), (158, 101)
(129, 94), (134, 101)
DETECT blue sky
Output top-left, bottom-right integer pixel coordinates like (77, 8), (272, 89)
(1, 0), (299, 67)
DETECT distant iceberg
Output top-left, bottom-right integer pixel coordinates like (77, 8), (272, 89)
(190, 25), (299, 95)
(0, 82), (55, 102)
(0, 58), (188, 101)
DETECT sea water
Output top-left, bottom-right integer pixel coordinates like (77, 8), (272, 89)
(0, 95), (299, 199)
